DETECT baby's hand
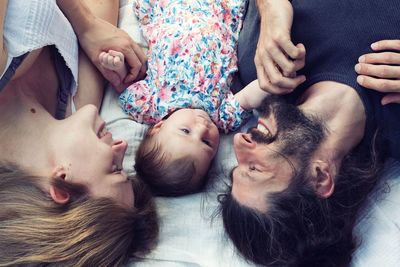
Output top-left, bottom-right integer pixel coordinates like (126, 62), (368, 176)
(235, 80), (270, 110)
(99, 50), (128, 85)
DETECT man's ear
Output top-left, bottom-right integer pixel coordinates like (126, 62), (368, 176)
(149, 121), (164, 136)
(49, 166), (70, 204)
(311, 161), (335, 198)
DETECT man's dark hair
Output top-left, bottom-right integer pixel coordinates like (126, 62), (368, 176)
(135, 127), (206, 197)
(219, 141), (383, 267)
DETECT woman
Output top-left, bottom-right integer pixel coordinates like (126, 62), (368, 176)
(0, 0), (158, 266)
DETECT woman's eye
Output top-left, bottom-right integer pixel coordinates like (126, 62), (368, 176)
(111, 164), (122, 174)
(180, 128), (190, 134)
(249, 165), (260, 172)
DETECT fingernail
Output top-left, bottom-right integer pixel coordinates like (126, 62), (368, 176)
(381, 99), (388, 105)
(358, 56), (365, 63)
(355, 64), (361, 73)
(357, 76), (364, 84)
(371, 43), (378, 50)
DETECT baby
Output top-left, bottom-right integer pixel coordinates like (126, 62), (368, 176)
(99, 0), (268, 196)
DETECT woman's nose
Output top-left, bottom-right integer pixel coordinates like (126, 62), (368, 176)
(112, 140), (128, 167)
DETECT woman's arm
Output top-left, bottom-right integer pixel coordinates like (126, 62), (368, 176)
(355, 40), (400, 105)
(68, 0), (120, 110)
(57, 0), (147, 92)
(0, 0), (8, 75)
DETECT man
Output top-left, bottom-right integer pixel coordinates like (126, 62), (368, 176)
(220, 0), (400, 266)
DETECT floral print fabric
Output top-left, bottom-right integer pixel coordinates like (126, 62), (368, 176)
(119, 0), (250, 132)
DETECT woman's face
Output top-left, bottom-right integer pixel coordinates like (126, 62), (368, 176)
(55, 105), (134, 208)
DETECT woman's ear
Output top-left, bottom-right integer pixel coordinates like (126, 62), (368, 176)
(49, 166), (70, 204)
(49, 185), (70, 204)
(311, 161), (335, 198)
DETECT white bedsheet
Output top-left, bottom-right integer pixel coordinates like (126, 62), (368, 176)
(98, 1), (400, 266)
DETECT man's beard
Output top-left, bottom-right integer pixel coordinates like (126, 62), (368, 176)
(249, 95), (326, 161)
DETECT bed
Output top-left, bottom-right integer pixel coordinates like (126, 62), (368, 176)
(98, 1), (400, 266)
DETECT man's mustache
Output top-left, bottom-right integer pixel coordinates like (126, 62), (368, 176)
(247, 127), (276, 144)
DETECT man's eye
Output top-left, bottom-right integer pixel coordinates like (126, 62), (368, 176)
(180, 128), (190, 134)
(202, 139), (212, 147)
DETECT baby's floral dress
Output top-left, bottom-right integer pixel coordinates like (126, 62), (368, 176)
(120, 0), (251, 133)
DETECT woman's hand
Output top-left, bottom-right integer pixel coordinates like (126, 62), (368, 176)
(255, 0), (306, 94)
(78, 18), (147, 92)
(57, 0), (147, 92)
(355, 40), (400, 105)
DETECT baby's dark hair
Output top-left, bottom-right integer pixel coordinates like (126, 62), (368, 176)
(134, 127), (206, 197)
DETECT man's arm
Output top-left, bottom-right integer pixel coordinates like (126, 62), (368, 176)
(57, 0), (147, 92)
(254, 0), (306, 94)
(0, 0), (8, 75)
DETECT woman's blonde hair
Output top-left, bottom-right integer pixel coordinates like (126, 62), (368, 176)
(0, 163), (158, 267)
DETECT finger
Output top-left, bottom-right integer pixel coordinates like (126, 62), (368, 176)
(359, 52), (400, 65)
(100, 68), (121, 89)
(255, 58), (300, 95)
(267, 45), (297, 74)
(272, 75), (306, 90)
(255, 57), (271, 91)
(357, 75), (400, 93)
(278, 38), (303, 60)
(263, 59), (305, 89)
(371, 40), (400, 51)
(108, 49), (125, 63)
(107, 54), (115, 66)
(123, 49), (144, 83)
(262, 81), (295, 95)
(113, 56), (121, 66)
(355, 63), (400, 79)
(292, 43), (306, 71)
(132, 59), (147, 82)
(99, 52), (108, 67)
(130, 43), (148, 81)
(381, 93), (400, 105)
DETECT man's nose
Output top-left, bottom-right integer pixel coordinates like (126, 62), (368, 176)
(234, 133), (256, 149)
(233, 133), (256, 163)
(112, 140), (128, 168)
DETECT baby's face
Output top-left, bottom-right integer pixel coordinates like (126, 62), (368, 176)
(152, 109), (220, 181)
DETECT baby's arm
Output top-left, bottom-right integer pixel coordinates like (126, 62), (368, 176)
(234, 80), (270, 110)
(99, 50), (128, 83)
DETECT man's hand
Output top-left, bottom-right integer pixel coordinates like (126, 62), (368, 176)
(255, 0), (306, 94)
(355, 40), (400, 105)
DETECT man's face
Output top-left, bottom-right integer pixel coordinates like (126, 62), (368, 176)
(231, 96), (325, 211)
